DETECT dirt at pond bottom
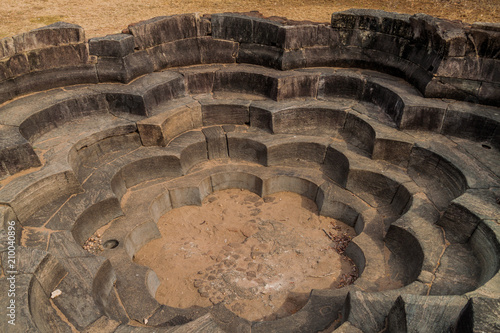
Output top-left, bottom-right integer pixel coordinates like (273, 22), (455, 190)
(134, 189), (358, 321)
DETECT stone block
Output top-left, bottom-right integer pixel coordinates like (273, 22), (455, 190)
(318, 71), (364, 100)
(200, 99), (250, 126)
(0, 37), (15, 59)
(387, 295), (468, 332)
(272, 107), (345, 135)
(113, 261), (161, 322)
(137, 103), (202, 146)
(0, 126), (41, 175)
(31, 253), (66, 295)
(0, 75), (16, 103)
(331, 11), (360, 30)
(211, 172), (263, 195)
(202, 127), (228, 159)
(478, 81), (500, 106)
(168, 130), (208, 172)
(127, 14), (200, 49)
(399, 104), (447, 131)
(429, 243), (481, 295)
(0, 53), (30, 79)
(361, 31), (409, 57)
(391, 212), (443, 273)
(455, 297), (500, 333)
(95, 57), (128, 83)
(263, 176), (319, 201)
(342, 291), (396, 332)
(13, 65), (98, 99)
(280, 24), (337, 50)
(214, 66), (277, 98)
(147, 38), (201, 70)
(212, 13), (253, 43)
(204, 304), (250, 333)
(409, 13), (466, 56)
(237, 43), (283, 69)
(48, 231), (89, 258)
(253, 289), (345, 332)
(198, 37), (238, 65)
(21, 227), (51, 250)
(438, 190), (499, 243)
(96, 50), (155, 83)
(138, 72), (186, 114)
(424, 76), (481, 102)
(0, 168), (82, 224)
(470, 220), (500, 286)
(441, 103), (500, 141)
(27, 43), (89, 71)
(267, 140), (328, 167)
(89, 34), (135, 57)
(227, 133), (267, 165)
(124, 220), (161, 258)
(347, 169), (401, 207)
(362, 81), (404, 124)
(332, 9), (413, 38)
(275, 73), (319, 101)
(282, 48), (316, 69)
(408, 146), (467, 211)
(252, 17), (282, 46)
(212, 13), (282, 46)
(180, 66), (218, 94)
(372, 138), (413, 167)
(121, 51), (155, 83)
(120, 152), (183, 189)
(436, 57), (500, 82)
(52, 257), (106, 330)
(92, 258), (129, 325)
(30, 276), (73, 332)
(341, 113), (376, 156)
(146, 305), (212, 329)
(249, 104), (273, 131)
(13, 22), (85, 53)
(18, 92), (107, 142)
(467, 27), (500, 59)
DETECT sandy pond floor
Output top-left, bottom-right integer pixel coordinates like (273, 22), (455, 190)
(134, 189), (359, 321)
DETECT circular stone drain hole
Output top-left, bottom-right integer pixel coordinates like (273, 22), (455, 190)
(135, 189), (358, 321)
(103, 239), (119, 249)
(482, 144), (492, 149)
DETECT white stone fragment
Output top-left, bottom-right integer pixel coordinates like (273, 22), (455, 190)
(51, 289), (62, 299)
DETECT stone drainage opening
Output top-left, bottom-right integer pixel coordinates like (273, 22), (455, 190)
(134, 189), (358, 321)
(103, 239), (120, 249)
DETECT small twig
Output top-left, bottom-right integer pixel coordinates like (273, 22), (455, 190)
(322, 229), (333, 240)
(308, 272), (335, 278)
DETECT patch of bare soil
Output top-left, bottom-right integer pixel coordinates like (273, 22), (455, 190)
(1, 0), (498, 39)
(134, 189), (358, 321)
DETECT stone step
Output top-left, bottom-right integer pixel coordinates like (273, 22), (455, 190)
(387, 294), (468, 332)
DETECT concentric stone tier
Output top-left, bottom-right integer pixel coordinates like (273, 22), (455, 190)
(0, 9), (499, 333)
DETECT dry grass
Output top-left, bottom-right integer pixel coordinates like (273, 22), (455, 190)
(1, 0), (499, 39)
